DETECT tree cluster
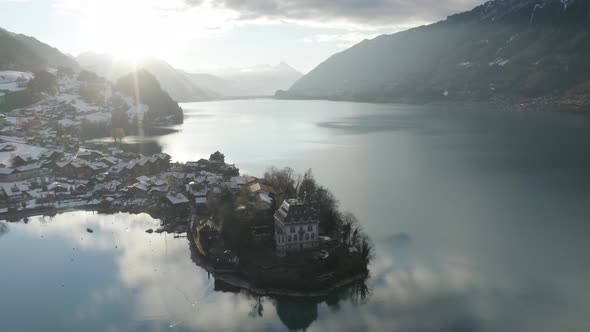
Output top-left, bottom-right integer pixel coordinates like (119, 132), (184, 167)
(28, 70), (58, 95)
(263, 167), (373, 263)
(209, 151), (225, 163)
(207, 189), (251, 253)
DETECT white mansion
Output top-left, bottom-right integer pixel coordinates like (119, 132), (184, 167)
(274, 198), (320, 256)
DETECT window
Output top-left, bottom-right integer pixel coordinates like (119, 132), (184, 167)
(290, 227), (294, 233)
(307, 225), (312, 231)
(293, 235), (298, 241)
(305, 233), (309, 240)
(311, 233), (315, 240)
(288, 235), (291, 242)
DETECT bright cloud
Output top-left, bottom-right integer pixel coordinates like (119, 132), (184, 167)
(185, 0), (482, 27)
(52, 0), (239, 58)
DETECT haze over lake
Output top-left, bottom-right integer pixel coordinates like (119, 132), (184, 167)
(2, 99), (590, 331)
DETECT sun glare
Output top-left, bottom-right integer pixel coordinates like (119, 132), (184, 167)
(71, 0), (237, 60)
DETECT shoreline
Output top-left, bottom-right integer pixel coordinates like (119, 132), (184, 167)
(187, 221), (369, 298)
(214, 271), (369, 298)
(271, 95), (590, 114)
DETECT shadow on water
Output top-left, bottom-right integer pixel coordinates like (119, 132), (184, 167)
(215, 278), (372, 332)
(118, 140), (164, 156)
(0, 221), (8, 238)
(190, 244), (372, 331)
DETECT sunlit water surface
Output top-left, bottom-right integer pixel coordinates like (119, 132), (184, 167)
(2, 99), (590, 331)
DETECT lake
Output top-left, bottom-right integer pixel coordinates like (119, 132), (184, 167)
(2, 99), (590, 331)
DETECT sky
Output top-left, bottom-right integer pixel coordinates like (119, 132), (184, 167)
(0, 0), (482, 73)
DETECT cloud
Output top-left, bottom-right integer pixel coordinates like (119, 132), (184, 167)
(303, 32), (382, 48)
(186, 0), (484, 28)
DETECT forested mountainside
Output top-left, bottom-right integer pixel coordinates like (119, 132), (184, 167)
(281, 0), (590, 109)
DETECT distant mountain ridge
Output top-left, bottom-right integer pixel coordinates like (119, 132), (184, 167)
(186, 62), (304, 97)
(281, 0), (590, 108)
(0, 27), (78, 71)
(78, 53), (304, 101)
(77, 53), (212, 102)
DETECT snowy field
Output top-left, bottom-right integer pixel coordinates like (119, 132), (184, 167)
(0, 71), (33, 94)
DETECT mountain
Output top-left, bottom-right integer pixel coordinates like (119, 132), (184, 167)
(77, 53), (212, 102)
(182, 72), (245, 97)
(116, 70), (184, 125)
(189, 62), (303, 97)
(0, 27), (78, 71)
(281, 0), (590, 107)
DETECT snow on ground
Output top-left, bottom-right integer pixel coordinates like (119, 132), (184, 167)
(0, 71), (33, 93)
(124, 96), (149, 118)
(11, 74), (114, 127)
(0, 142), (47, 165)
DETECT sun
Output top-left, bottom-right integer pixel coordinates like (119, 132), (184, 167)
(72, 0), (237, 60)
(78, 1), (168, 60)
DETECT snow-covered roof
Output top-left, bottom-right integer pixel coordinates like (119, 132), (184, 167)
(257, 192), (273, 205)
(0, 168), (15, 175)
(166, 192), (189, 205)
(15, 164), (41, 172)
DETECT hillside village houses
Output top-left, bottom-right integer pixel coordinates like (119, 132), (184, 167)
(0, 69), (321, 257)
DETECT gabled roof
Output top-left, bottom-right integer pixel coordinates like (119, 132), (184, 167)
(15, 164), (41, 172)
(0, 168), (15, 175)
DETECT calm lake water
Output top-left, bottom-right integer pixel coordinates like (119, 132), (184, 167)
(2, 99), (590, 331)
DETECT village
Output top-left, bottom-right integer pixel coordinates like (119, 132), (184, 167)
(0, 133), (371, 292)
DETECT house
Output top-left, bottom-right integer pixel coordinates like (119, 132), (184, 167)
(0, 144), (15, 152)
(127, 182), (149, 197)
(94, 180), (121, 193)
(148, 185), (168, 199)
(58, 159), (106, 178)
(165, 192), (190, 216)
(165, 192), (189, 206)
(274, 199), (320, 257)
(254, 192), (273, 211)
(186, 181), (208, 197)
(48, 182), (71, 194)
(101, 156), (120, 166)
(15, 163), (42, 180)
(248, 182), (275, 197)
(11, 155), (33, 167)
(0, 164), (43, 182)
(0, 168), (16, 182)
(77, 149), (103, 161)
(1, 182), (31, 202)
(185, 159), (209, 172)
(39, 150), (64, 161)
(248, 182), (275, 211)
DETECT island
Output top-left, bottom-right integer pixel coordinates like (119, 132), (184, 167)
(189, 165), (373, 295)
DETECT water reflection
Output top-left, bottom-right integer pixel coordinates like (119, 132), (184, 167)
(0, 221), (8, 238)
(1, 211), (588, 331)
(0, 212), (377, 331)
(2, 98), (590, 330)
